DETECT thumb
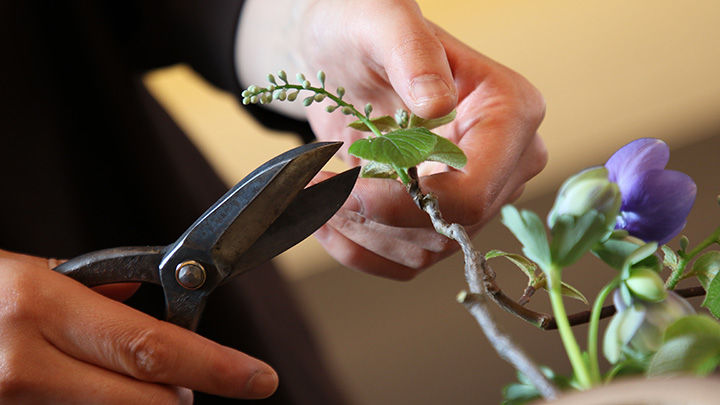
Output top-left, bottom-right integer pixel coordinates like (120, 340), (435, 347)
(373, 4), (457, 118)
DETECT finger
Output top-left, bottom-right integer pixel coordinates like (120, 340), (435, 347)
(331, 208), (454, 253)
(40, 271), (278, 399)
(360, 0), (457, 118)
(5, 339), (193, 405)
(324, 211), (452, 270)
(314, 223), (422, 280)
(0, 249), (142, 302)
(91, 283), (141, 302)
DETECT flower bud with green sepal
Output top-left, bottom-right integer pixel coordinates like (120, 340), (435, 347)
(548, 167), (621, 231)
(545, 167), (622, 268)
(625, 267), (667, 303)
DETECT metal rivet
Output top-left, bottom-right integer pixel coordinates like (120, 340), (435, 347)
(175, 261), (206, 290)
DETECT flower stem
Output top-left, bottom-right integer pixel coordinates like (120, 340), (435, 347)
(587, 278), (619, 384)
(666, 225), (720, 290)
(547, 265), (593, 389)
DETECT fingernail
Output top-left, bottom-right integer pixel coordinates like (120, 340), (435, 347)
(410, 74), (453, 105)
(248, 370), (278, 398)
(176, 387), (194, 405)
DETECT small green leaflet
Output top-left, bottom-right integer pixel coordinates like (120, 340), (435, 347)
(360, 161), (398, 179)
(348, 127), (466, 170)
(485, 249), (587, 304)
(348, 115), (400, 132)
(700, 252), (720, 318)
(408, 110), (457, 130)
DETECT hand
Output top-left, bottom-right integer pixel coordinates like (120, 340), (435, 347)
(0, 250), (278, 404)
(238, 0), (547, 280)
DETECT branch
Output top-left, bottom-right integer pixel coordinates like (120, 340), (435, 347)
(406, 169), (560, 400)
(541, 285), (706, 330)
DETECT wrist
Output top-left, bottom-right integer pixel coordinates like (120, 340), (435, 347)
(235, 0), (317, 119)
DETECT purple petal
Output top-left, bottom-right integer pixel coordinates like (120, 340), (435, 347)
(615, 169), (696, 244)
(606, 138), (669, 190)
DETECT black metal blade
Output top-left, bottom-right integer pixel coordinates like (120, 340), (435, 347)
(227, 166), (359, 278)
(160, 142), (343, 278)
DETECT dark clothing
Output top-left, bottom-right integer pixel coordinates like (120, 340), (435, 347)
(1, 0), (343, 403)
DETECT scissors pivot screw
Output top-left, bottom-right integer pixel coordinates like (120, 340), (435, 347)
(175, 261), (206, 290)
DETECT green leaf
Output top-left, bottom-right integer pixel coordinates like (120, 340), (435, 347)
(625, 242), (659, 268)
(502, 366), (571, 405)
(661, 245), (679, 270)
(359, 161), (397, 179)
(617, 241), (659, 281)
(648, 316), (720, 376)
(593, 238), (645, 270)
(407, 110), (457, 130)
(550, 211), (607, 268)
(502, 383), (540, 405)
(694, 251), (720, 291)
(500, 205), (551, 270)
(347, 115), (400, 132)
(348, 128), (437, 168)
(648, 336), (720, 376)
(702, 260), (720, 318)
(559, 281), (589, 305)
(664, 315), (720, 341)
(425, 135), (467, 169)
(486, 250), (538, 280)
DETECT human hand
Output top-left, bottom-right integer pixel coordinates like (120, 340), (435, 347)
(0, 250), (278, 404)
(238, 0), (547, 280)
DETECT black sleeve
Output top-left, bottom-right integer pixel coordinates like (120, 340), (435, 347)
(106, 0), (315, 143)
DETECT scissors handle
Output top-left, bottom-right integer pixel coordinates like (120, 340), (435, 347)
(54, 246), (214, 331)
(54, 246), (164, 286)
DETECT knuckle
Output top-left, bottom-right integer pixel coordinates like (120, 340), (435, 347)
(409, 250), (441, 271)
(390, 32), (444, 63)
(0, 265), (42, 327)
(121, 327), (173, 381)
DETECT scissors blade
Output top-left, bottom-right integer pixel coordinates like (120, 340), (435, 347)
(161, 142), (344, 276)
(228, 166), (359, 277)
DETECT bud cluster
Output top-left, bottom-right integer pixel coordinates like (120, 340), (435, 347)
(241, 70), (362, 118)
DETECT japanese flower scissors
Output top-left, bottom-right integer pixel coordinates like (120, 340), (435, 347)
(54, 142), (358, 331)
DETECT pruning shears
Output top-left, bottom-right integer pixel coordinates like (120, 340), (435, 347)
(54, 142), (358, 331)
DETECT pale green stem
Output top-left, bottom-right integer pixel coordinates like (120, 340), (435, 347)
(666, 225), (720, 290)
(547, 265), (593, 389)
(587, 278), (620, 384)
(266, 83), (384, 139)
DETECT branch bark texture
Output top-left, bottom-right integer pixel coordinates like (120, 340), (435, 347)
(406, 169), (559, 400)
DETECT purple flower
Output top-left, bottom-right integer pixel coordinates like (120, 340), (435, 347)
(605, 138), (696, 245)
